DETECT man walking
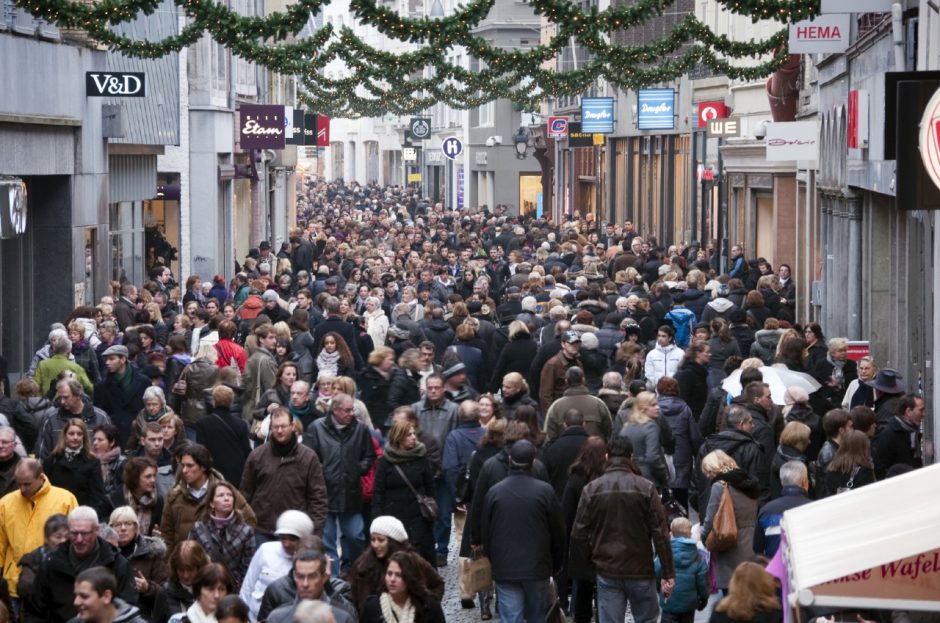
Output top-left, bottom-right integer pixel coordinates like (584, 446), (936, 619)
(242, 408), (328, 544)
(304, 394), (376, 576)
(543, 367), (612, 442)
(94, 346), (150, 447)
(481, 440), (566, 623)
(571, 436), (674, 623)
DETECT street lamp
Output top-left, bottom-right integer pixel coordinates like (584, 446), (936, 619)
(513, 126), (529, 159)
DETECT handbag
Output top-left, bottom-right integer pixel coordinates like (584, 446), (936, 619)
(544, 578), (566, 623)
(704, 483), (738, 553)
(393, 464), (439, 521)
(661, 489), (688, 524)
(455, 452), (476, 504)
(459, 555), (493, 595)
(836, 465), (861, 494)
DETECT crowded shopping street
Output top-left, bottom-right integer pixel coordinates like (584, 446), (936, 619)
(3, 0), (940, 622)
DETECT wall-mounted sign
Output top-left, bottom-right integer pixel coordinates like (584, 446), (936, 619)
(765, 121), (819, 161)
(408, 173), (422, 183)
(789, 14), (851, 53)
(707, 118), (741, 138)
(581, 98), (614, 133)
(409, 117), (431, 140)
(286, 108), (305, 146)
(820, 0), (892, 12)
(442, 137), (463, 160)
(86, 72), (146, 97)
(475, 151), (487, 165)
(920, 85), (940, 193)
(240, 104), (285, 150)
(592, 133), (605, 146)
(316, 115), (330, 147)
(567, 122), (593, 147)
(698, 100), (727, 129)
(547, 116), (569, 138)
(402, 147), (417, 162)
(0, 178), (27, 239)
(848, 90), (870, 149)
(303, 112), (316, 145)
(638, 89), (675, 130)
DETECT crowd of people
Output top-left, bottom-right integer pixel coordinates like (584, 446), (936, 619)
(0, 178), (930, 623)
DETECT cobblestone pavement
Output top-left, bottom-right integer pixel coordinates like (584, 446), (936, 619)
(436, 518), (718, 622)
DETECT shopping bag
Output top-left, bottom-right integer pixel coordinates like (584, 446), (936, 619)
(459, 556), (493, 594)
(704, 483), (738, 553)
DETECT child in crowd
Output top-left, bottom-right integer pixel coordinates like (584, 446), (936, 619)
(657, 517), (710, 623)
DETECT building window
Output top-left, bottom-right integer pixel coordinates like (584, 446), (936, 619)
(478, 101), (494, 127)
(110, 201), (144, 285)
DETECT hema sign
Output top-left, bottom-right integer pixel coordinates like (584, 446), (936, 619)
(789, 14), (851, 53)
(637, 89), (675, 130)
(86, 72), (146, 97)
(581, 98), (614, 133)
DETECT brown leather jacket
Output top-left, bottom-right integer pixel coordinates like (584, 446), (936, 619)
(538, 352), (582, 413)
(570, 459), (674, 580)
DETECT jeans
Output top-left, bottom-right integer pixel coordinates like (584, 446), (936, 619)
(433, 478), (454, 555)
(571, 579), (595, 623)
(495, 578), (552, 623)
(322, 512), (365, 576)
(596, 575), (660, 623)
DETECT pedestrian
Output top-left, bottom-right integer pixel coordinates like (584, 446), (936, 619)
(188, 480), (256, 587)
(656, 518), (709, 623)
(645, 325), (683, 390)
(94, 345), (150, 447)
(769, 421), (814, 500)
(754, 461), (812, 557)
(570, 435), (674, 623)
(541, 409), (590, 499)
(172, 342), (220, 439)
(304, 393), (376, 576)
(873, 393), (925, 478)
(481, 439), (565, 623)
(39, 378), (112, 460)
(699, 450), (759, 592)
(543, 367), (612, 443)
(71, 566), (148, 623)
(108, 506), (168, 619)
(177, 562), (234, 623)
(263, 548), (357, 623)
(358, 550), (446, 623)
(42, 417), (107, 509)
(241, 325), (278, 425)
(656, 377), (703, 511)
(192, 385), (251, 488)
(539, 330), (583, 413)
(150, 540), (210, 623)
(708, 562), (782, 623)
(822, 430), (876, 497)
(620, 391), (670, 491)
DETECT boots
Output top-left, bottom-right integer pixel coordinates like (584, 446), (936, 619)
(480, 590), (493, 620)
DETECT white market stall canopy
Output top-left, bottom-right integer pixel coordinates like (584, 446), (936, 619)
(781, 462), (940, 611)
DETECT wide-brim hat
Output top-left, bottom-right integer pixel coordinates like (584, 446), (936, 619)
(864, 368), (905, 394)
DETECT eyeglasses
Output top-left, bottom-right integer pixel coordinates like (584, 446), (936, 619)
(111, 521), (135, 529)
(70, 530), (96, 539)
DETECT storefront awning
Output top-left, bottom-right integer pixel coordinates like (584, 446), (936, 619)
(781, 463), (940, 611)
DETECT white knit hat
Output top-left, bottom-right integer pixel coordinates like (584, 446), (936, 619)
(370, 515), (409, 543)
(274, 510), (314, 538)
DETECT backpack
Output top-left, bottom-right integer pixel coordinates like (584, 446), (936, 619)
(665, 307), (696, 348)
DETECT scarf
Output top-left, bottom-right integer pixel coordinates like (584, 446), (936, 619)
(210, 510), (235, 529)
(68, 540), (101, 574)
(714, 467), (761, 499)
(271, 433), (298, 458)
(827, 354), (846, 387)
(64, 448), (82, 462)
(128, 487), (157, 535)
(382, 441), (426, 464)
(289, 401), (314, 423)
(895, 416), (923, 460)
(316, 349), (341, 377)
(113, 364), (134, 392)
(185, 601), (218, 623)
(96, 446), (122, 484)
(379, 592), (415, 623)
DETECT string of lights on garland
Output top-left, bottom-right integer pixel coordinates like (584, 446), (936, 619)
(13, 0), (821, 116)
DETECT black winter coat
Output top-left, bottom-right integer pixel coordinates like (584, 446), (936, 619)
(541, 426), (589, 499)
(676, 361), (709, 419)
(43, 451), (106, 509)
(358, 366), (393, 430)
(304, 417), (376, 513)
(387, 368), (421, 414)
(313, 316), (364, 369)
(481, 472), (566, 582)
(423, 320), (455, 364)
(695, 430), (762, 513)
(94, 368), (151, 447)
(489, 334), (538, 392)
(151, 580), (192, 623)
(658, 395), (703, 488)
(373, 455), (436, 563)
(193, 406), (252, 487)
(26, 538), (136, 622)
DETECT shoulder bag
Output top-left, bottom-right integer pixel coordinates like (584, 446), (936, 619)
(393, 464), (439, 522)
(836, 465), (861, 494)
(704, 482), (738, 553)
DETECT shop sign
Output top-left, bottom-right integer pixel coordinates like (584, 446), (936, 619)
(765, 121), (819, 161)
(707, 118), (741, 138)
(810, 547), (940, 603)
(240, 104), (285, 150)
(547, 116), (569, 138)
(303, 112), (316, 145)
(442, 137), (463, 160)
(581, 98), (614, 133)
(409, 117), (432, 140)
(698, 100), (727, 129)
(638, 89), (675, 130)
(848, 90), (870, 149)
(86, 71), (146, 97)
(789, 14), (851, 53)
(568, 122), (593, 147)
(408, 173), (422, 182)
(846, 341), (871, 361)
(820, 0), (892, 12)
(457, 167), (464, 209)
(402, 147), (417, 162)
(316, 115), (330, 147)
(919, 85), (940, 192)
(286, 108), (305, 146)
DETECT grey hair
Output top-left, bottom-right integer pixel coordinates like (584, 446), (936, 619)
(98, 523), (118, 543)
(0, 426), (16, 441)
(293, 600), (335, 623)
(68, 506), (100, 526)
(51, 334), (73, 356)
(828, 337), (849, 352)
(108, 505), (139, 527)
(602, 371), (624, 390)
(142, 386), (166, 405)
(365, 296), (380, 308)
(779, 460), (808, 488)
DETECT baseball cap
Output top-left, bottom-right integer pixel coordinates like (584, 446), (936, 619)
(561, 331), (582, 344)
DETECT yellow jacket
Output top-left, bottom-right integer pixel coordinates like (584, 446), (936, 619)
(0, 477), (77, 597)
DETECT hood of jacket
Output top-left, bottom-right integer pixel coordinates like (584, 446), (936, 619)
(671, 537), (703, 569)
(113, 599), (144, 623)
(657, 395), (689, 419)
(706, 297), (734, 313)
(426, 319), (452, 333)
(754, 328), (783, 344)
(684, 288), (705, 302)
(705, 429), (757, 456)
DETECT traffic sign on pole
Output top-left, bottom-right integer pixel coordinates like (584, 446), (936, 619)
(442, 137), (463, 160)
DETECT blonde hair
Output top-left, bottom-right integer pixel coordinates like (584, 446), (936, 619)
(670, 517), (692, 538)
(109, 506), (139, 527)
(701, 449), (739, 479)
(628, 391), (657, 425)
(740, 357), (764, 370)
(780, 421), (811, 452)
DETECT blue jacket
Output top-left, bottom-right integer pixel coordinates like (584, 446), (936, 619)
(656, 537), (709, 614)
(665, 307), (697, 348)
(442, 423), (484, 496)
(754, 485), (812, 557)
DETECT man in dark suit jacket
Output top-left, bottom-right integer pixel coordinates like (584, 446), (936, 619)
(312, 296), (364, 370)
(113, 284), (138, 331)
(540, 409), (589, 499)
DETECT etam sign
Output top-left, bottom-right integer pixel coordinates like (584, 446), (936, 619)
(789, 14), (851, 53)
(86, 72), (146, 97)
